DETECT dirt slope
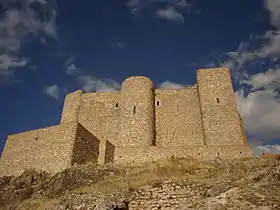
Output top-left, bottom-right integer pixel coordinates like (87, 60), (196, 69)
(0, 157), (280, 210)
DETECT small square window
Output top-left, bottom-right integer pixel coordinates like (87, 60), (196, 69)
(216, 98), (220, 103)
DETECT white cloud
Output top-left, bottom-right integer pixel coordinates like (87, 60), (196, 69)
(202, 1), (280, 147)
(235, 87), (280, 141)
(158, 81), (185, 89)
(242, 68), (280, 90)
(218, 1), (280, 74)
(126, 0), (139, 8)
(176, 0), (190, 8)
(117, 41), (125, 48)
(0, 0), (57, 82)
(66, 64), (80, 75)
(0, 55), (30, 71)
(258, 144), (280, 154)
(28, 0), (47, 4)
(126, 0), (192, 20)
(156, 6), (184, 22)
(264, 0), (280, 29)
(257, 31), (280, 57)
(260, 0), (280, 57)
(126, 0), (191, 9)
(78, 76), (121, 93)
(43, 84), (60, 100)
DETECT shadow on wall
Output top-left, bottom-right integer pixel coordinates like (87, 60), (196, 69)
(71, 123), (101, 166)
(104, 140), (115, 164)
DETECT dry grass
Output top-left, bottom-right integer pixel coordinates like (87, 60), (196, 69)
(71, 156), (279, 197)
(6, 156), (280, 209)
(71, 156), (218, 195)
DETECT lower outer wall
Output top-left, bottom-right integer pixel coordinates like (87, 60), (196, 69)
(72, 123), (100, 165)
(0, 122), (78, 177)
(112, 145), (253, 165)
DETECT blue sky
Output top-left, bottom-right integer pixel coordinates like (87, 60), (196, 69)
(1, 0), (280, 155)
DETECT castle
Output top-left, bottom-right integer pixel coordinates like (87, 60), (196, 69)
(0, 68), (253, 177)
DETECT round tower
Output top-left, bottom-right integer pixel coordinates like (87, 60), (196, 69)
(119, 76), (155, 147)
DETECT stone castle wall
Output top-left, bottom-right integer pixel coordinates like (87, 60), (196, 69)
(74, 68), (245, 148)
(0, 68), (252, 177)
(0, 122), (78, 177)
(71, 123), (100, 166)
(197, 68), (245, 145)
(78, 91), (120, 146)
(155, 86), (204, 147)
(113, 145), (252, 166)
(0, 122), (101, 177)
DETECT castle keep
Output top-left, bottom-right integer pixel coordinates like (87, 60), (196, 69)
(0, 68), (253, 177)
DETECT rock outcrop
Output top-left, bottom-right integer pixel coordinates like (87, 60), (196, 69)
(0, 157), (279, 210)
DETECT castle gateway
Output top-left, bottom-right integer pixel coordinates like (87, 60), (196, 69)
(0, 68), (252, 177)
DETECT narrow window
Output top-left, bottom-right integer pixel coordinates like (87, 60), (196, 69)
(157, 101), (159, 106)
(133, 106), (136, 114)
(216, 98), (220, 103)
(116, 103), (118, 108)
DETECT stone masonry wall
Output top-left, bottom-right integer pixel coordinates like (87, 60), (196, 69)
(155, 86), (204, 147)
(113, 145), (253, 166)
(104, 140), (115, 164)
(60, 90), (83, 124)
(78, 92), (120, 146)
(238, 112), (248, 144)
(119, 76), (155, 147)
(0, 122), (78, 177)
(71, 123), (100, 166)
(129, 181), (207, 209)
(197, 68), (245, 146)
(0, 68), (251, 178)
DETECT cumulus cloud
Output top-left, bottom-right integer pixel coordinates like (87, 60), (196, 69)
(43, 84), (60, 100)
(158, 81), (185, 89)
(126, 0), (192, 21)
(235, 87), (280, 141)
(64, 59), (121, 93)
(117, 41), (125, 48)
(0, 0), (57, 83)
(66, 64), (80, 75)
(156, 6), (184, 22)
(220, 1), (280, 73)
(126, 0), (191, 9)
(202, 0), (280, 147)
(126, 0), (139, 8)
(264, 0), (280, 29)
(0, 55), (30, 71)
(231, 67), (280, 145)
(175, 0), (190, 8)
(78, 76), (121, 93)
(258, 144), (280, 154)
(242, 68), (280, 90)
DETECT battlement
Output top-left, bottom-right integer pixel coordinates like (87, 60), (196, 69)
(0, 68), (252, 177)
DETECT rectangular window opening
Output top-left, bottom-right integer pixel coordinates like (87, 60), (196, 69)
(133, 106), (136, 114)
(116, 103), (118, 108)
(157, 101), (159, 106)
(216, 98), (220, 103)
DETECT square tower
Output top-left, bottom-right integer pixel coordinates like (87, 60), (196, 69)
(197, 68), (245, 146)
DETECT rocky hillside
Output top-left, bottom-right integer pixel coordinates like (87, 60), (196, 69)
(0, 156), (280, 210)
